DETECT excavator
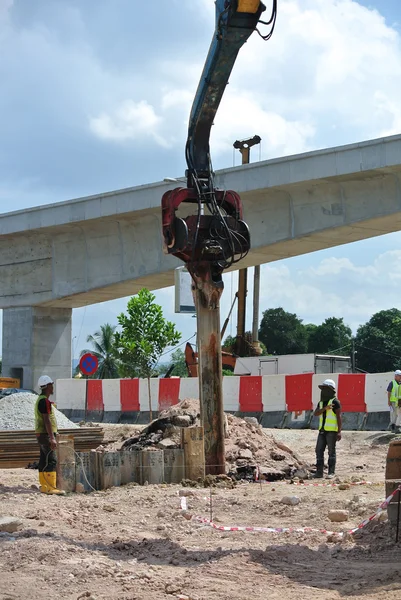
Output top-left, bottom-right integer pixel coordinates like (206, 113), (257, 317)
(161, 0), (278, 473)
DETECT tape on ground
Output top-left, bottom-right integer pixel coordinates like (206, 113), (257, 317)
(182, 485), (401, 538)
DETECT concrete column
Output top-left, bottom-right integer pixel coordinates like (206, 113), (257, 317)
(2, 306), (72, 390)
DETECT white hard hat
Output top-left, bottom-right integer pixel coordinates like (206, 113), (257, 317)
(38, 375), (54, 389)
(395, 370), (401, 376)
(318, 378), (336, 390)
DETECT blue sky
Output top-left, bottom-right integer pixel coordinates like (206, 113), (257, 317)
(1, 0), (401, 361)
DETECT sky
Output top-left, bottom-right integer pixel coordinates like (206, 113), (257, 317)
(1, 0), (401, 362)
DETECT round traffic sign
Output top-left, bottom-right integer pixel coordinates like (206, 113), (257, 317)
(79, 353), (99, 376)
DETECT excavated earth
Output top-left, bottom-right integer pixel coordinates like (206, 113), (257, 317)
(120, 399), (309, 481)
(1, 427), (401, 599)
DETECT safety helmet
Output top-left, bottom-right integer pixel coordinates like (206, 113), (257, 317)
(38, 375), (54, 389)
(395, 370), (401, 376)
(318, 378), (336, 391)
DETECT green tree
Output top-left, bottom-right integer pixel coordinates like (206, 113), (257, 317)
(307, 317), (352, 354)
(79, 323), (120, 379)
(258, 308), (308, 355)
(354, 308), (401, 373)
(304, 323), (318, 350)
(114, 288), (181, 420)
(157, 349), (188, 378)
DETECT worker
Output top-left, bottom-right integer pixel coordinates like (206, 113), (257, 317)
(313, 378), (342, 479)
(387, 370), (401, 432)
(34, 375), (65, 495)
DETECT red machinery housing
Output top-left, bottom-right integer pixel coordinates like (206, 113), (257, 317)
(161, 186), (250, 286)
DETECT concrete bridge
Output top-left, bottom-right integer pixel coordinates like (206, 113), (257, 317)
(2, 133), (401, 387)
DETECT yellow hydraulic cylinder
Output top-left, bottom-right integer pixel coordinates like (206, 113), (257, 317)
(237, 0), (261, 13)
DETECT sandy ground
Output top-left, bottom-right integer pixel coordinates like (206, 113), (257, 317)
(1, 428), (400, 600)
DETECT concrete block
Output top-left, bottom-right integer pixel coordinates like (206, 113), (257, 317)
(86, 411), (104, 423)
(364, 411), (391, 431)
(101, 411), (121, 424)
(141, 450), (164, 485)
(235, 411), (263, 422)
(260, 411), (286, 429)
(75, 451), (98, 492)
(136, 411), (159, 425)
(97, 452), (121, 489)
(119, 411), (140, 424)
(163, 449), (185, 484)
(340, 412), (365, 431)
(120, 451), (142, 485)
(284, 410), (313, 429)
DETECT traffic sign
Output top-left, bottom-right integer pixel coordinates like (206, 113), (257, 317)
(79, 353), (98, 376)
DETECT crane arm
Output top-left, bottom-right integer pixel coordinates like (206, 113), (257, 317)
(186, 0), (273, 191)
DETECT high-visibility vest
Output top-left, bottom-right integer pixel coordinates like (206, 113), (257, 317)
(34, 394), (58, 434)
(318, 399), (339, 432)
(390, 381), (400, 405)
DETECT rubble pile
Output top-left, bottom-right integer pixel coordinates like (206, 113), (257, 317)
(121, 399), (310, 480)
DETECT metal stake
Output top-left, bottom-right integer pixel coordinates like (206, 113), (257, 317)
(396, 488), (401, 543)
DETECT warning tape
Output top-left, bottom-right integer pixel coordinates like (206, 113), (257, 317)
(347, 484), (401, 535)
(181, 485), (401, 538)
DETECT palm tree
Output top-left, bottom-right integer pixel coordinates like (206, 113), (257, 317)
(79, 323), (120, 379)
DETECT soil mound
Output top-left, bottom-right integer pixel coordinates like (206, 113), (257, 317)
(121, 399), (310, 480)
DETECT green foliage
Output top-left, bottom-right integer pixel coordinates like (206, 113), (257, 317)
(258, 308), (308, 355)
(222, 331), (267, 356)
(304, 323), (318, 346)
(79, 323), (120, 379)
(222, 368), (235, 376)
(354, 309), (401, 373)
(222, 334), (236, 353)
(114, 289), (181, 379)
(162, 349), (188, 378)
(307, 317), (352, 354)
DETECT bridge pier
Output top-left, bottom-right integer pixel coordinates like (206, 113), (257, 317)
(2, 306), (72, 390)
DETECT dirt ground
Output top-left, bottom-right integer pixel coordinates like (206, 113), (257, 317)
(1, 428), (401, 600)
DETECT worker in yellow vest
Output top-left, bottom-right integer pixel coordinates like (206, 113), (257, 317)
(387, 370), (401, 433)
(34, 375), (65, 495)
(313, 378), (342, 479)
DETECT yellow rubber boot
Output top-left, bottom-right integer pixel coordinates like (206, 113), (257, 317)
(39, 472), (49, 494)
(42, 471), (65, 495)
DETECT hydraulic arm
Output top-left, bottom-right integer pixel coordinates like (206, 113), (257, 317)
(161, 0), (277, 474)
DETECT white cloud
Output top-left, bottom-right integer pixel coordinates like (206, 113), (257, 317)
(256, 249), (401, 332)
(89, 100), (169, 147)
(3, 0), (401, 362)
(187, 0), (401, 158)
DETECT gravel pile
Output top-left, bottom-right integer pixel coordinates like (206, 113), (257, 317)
(0, 393), (79, 431)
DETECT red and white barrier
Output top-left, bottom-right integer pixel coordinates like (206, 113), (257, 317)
(55, 371), (394, 424)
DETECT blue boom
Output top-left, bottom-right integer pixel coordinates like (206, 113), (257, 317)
(186, 0), (276, 191)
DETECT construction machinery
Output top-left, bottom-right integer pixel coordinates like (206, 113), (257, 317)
(161, 0), (277, 474)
